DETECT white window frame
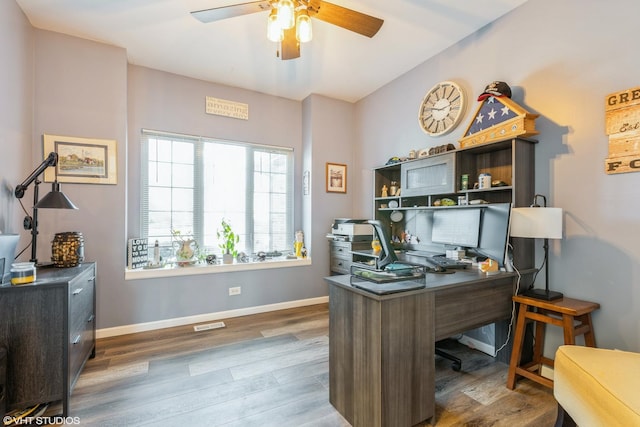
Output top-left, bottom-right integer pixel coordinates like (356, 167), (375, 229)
(138, 129), (295, 267)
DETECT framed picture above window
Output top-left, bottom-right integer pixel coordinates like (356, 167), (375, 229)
(326, 162), (347, 193)
(43, 134), (117, 184)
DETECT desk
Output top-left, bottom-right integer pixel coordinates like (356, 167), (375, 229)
(325, 269), (516, 427)
(506, 295), (599, 390)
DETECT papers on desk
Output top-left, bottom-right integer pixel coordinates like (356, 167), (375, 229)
(350, 264), (425, 295)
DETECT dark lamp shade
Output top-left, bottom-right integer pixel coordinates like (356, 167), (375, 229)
(34, 182), (78, 209)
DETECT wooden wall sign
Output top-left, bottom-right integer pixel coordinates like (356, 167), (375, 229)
(458, 96), (539, 148)
(604, 86), (640, 174)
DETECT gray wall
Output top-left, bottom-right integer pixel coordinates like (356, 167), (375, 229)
(0, 2), (33, 235)
(354, 0), (640, 354)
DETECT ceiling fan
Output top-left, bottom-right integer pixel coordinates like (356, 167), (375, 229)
(191, 0), (384, 60)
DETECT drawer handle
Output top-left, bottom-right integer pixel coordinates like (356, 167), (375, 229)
(87, 314), (95, 323)
(72, 335), (81, 345)
(73, 288), (83, 295)
(337, 248), (344, 252)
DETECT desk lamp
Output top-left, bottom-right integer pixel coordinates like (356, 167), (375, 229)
(510, 194), (563, 300)
(367, 220), (398, 269)
(14, 152), (78, 265)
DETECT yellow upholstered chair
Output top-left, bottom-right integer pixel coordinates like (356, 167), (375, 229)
(553, 345), (640, 427)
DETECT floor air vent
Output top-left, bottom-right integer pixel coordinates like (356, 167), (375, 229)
(194, 322), (226, 332)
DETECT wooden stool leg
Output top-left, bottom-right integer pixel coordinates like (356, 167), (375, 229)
(582, 314), (597, 347)
(507, 303), (529, 389)
(533, 312), (546, 371)
(562, 314), (576, 344)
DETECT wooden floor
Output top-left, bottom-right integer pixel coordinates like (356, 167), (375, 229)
(68, 303), (557, 426)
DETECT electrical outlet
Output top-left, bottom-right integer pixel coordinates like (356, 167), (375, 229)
(229, 286), (241, 296)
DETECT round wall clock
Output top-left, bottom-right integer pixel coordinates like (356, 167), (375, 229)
(418, 81), (466, 137)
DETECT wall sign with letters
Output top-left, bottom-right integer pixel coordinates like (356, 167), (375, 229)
(205, 96), (249, 120)
(128, 238), (148, 269)
(604, 86), (640, 174)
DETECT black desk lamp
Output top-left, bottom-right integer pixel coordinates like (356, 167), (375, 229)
(510, 194), (563, 300)
(14, 152), (78, 265)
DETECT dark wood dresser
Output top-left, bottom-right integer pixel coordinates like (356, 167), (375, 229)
(0, 262), (96, 416)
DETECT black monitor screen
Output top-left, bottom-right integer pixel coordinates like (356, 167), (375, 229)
(473, 203), (512, 267)
(431, 208), (481, 249)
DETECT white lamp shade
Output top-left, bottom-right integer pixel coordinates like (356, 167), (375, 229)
(267, 11), (283, 42)
(296, 12), (312, 42)
(277, 0), (295, 29)
(510, 207), (563, 239)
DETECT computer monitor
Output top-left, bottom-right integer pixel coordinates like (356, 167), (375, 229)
(431, 208), (482, 249)
(0, 234), (20, 284)
(472, 203), (512, 268)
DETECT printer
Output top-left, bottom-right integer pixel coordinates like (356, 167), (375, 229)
(328, 218), (374, 242)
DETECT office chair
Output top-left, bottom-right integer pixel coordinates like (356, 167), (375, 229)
(435, 343), (462, 371)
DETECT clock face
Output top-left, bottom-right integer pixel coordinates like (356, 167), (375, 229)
(418, 81), (466, 136)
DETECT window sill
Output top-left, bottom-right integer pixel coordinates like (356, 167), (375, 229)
(124, 257), (312, 280)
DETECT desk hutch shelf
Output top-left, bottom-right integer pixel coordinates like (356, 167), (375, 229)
(373, 137), (537, 271)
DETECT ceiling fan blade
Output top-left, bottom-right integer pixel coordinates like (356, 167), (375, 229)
(279, 27), (300, 60)
(309, 1), (383, 38)
(191, 1), (271, 23)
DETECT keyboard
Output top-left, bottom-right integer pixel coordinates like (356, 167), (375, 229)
(425, 256), (469, 269)
(404, 250), (469, 270)
(405, 250), (444, 258)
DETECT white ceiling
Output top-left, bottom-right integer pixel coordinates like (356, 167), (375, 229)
(15, 0), (528, 102)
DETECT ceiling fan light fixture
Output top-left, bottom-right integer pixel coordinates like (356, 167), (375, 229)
(267, 9), (283, 42)
(296, 9), (312, 43)
(276, 0), (295, 29)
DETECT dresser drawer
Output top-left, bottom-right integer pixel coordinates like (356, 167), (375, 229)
(330, 258), (352, 275)
(329, 241), (373, 274)
(68, 266), (95, 391)
(69, 314), (94, 391)
(330, 241), (353, 261)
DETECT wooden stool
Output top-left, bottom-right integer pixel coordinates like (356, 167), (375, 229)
(506, 295), (600, 390)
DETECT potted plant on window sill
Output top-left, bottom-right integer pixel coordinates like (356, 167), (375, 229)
(217, 218), (239, 264)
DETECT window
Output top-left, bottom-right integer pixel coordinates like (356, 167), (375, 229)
(141, 130), (294, 261)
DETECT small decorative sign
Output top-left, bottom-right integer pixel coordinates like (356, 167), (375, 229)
(127, 238), (148, 269)
(604, 86), (640, 174)
(205, 96), (249, 120)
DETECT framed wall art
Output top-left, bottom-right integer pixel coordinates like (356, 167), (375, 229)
(43, 134), (117, 184)
(326, 162), (347, 193)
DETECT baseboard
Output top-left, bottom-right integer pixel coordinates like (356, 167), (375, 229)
(458, 334), (497, 357)
(96, 296), (329, 339)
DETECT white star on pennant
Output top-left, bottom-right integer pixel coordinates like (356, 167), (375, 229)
(475, 113), (484, 124)
(501, 105), (510, 116)
(488, 108), (497, 120)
